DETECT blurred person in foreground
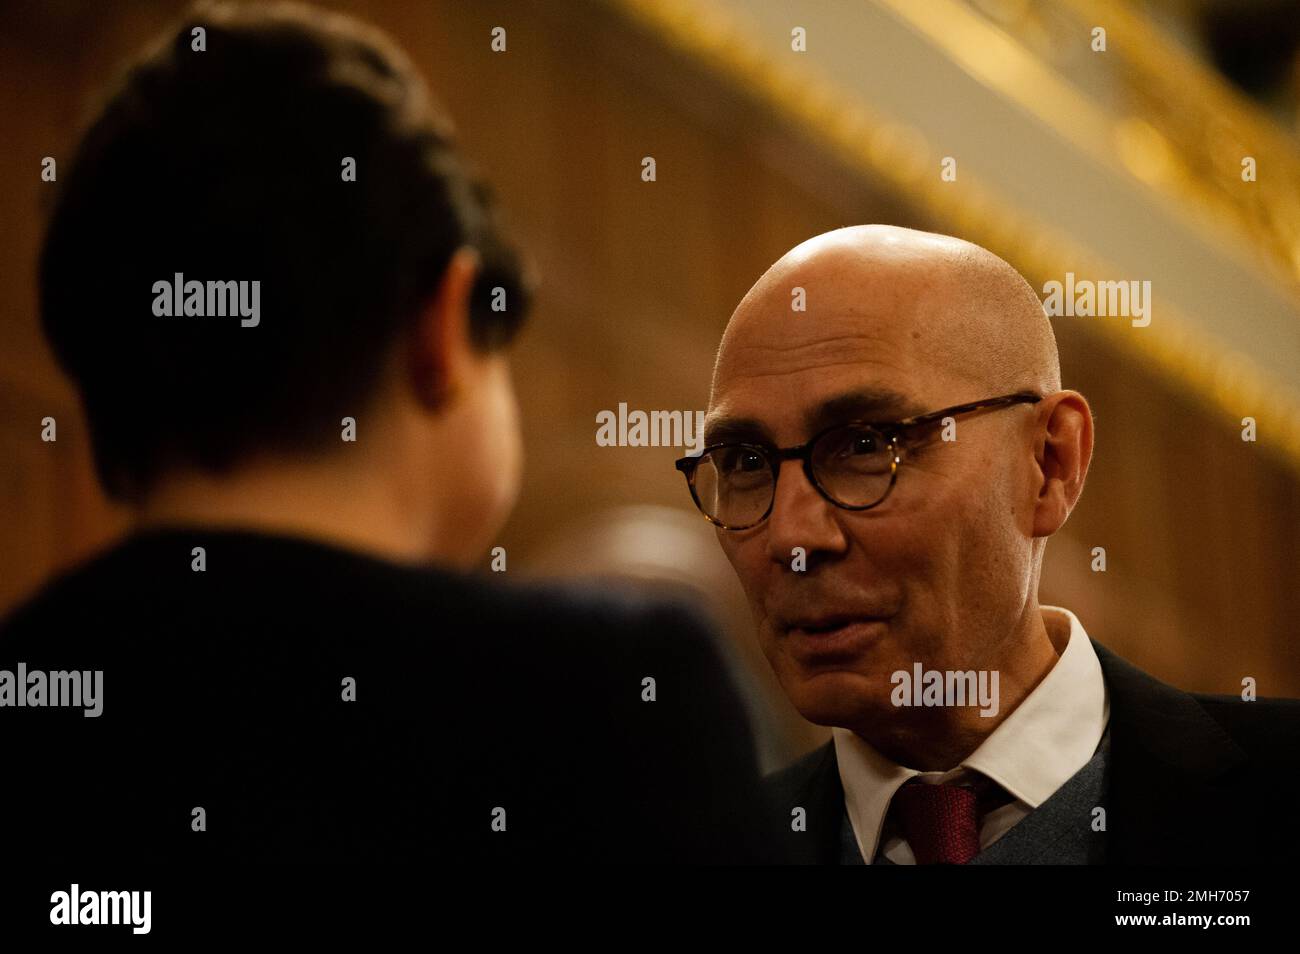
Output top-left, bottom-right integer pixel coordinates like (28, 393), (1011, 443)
(0, 1), (768, 863)
(677, 225), (1300, 864)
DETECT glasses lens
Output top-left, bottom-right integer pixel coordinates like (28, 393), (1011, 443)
(691, 445), (773, 528)
(811, 424), (895, 508)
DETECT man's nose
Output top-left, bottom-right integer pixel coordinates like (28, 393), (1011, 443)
(765, 459), (849, 566)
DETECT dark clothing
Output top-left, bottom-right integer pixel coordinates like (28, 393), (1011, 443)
(767, 642), (1300, 864)
(0, 528), (769, 863)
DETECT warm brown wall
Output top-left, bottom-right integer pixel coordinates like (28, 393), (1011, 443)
(1, 1), (1296, 768)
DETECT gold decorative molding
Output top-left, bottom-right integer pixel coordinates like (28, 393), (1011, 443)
(604, 0), (1300, 474)
(924, 0), (1300, 303)
(1061, 0), (1300, 296)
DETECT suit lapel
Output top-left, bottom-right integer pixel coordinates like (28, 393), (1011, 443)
(1091, 640), (1248, 863)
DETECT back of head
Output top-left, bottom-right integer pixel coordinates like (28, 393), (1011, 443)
(40, 0), (531, 502)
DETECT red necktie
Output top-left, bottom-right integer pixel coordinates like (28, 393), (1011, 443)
(891, 779), (981, 864)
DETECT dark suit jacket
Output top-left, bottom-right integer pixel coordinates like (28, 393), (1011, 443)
(767, 641), (1300, 864)
(0, 527), (771, 863)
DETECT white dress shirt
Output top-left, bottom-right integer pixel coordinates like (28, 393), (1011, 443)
(834, 605), (1109, 864)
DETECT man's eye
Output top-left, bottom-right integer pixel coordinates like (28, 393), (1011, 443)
(845, 434), (878, 456)
(718, 449), (766, 474)
(831, 431), (882, 459)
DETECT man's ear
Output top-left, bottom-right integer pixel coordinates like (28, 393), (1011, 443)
(1031, 390), (1093, 538)
(408, 247), (482, 410)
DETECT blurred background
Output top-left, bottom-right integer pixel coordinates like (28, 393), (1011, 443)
(2, 0), (1298, 771)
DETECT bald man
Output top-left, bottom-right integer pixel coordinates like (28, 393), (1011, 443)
(676, 225), (1300, 865)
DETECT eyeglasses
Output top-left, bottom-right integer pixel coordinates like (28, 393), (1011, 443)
(675, 391), (1042, 530)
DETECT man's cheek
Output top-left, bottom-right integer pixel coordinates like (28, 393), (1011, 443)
(716, 536), (752, 580)
(726, 544), (771, 610)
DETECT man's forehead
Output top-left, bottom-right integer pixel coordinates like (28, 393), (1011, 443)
(714, 255), (959, 380)
(710, 292), (942, 407)
(713, 295), (929, 391)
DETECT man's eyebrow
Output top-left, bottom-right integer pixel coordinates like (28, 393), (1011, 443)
(703, 388), (922, 448)
(702, 415), (772, 447)
(803, 388), (923, 433)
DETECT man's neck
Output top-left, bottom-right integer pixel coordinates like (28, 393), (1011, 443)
(857, 606), (1063, 771)
(136, 458), (439, 567)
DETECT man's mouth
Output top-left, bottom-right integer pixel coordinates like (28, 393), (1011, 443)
(786, 613), (889, 634)
(782, 614), (891, 660)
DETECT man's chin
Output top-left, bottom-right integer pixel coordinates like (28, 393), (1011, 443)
(784, 668), (892, 729)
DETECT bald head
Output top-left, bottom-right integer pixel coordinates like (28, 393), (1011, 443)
(712, 225), (1059, 411)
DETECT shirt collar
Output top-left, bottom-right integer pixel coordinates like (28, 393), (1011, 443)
(833, 605), (1110, 863)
